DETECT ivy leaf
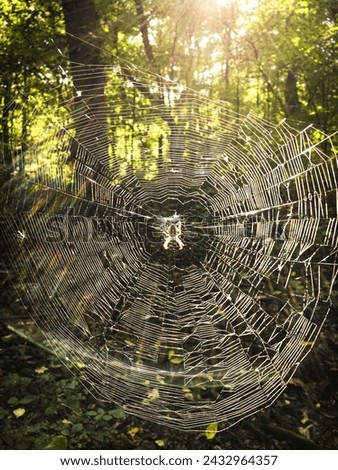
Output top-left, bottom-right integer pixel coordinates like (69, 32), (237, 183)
(205, 422), (218, 439)
(110, 407), (126, 420)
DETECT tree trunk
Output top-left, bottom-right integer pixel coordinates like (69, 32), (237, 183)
(2, 76), (13, 179)
(285, 69), (301, 118)
(134, 0), (154, 64)
(20, 66), (29, 174)
(61, 0), (108, 166)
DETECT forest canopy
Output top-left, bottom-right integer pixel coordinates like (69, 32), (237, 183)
(0, 0), (337, 177)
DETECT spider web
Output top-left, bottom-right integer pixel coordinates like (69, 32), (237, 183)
(1, 61), (338, 432)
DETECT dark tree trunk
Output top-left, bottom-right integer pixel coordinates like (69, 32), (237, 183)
(134, 0), (154, 64)
(61, 0), (108, 168)
(2, 77), (13, 179)
(20, 66), (29, 174)
(285, 69), (301, 118)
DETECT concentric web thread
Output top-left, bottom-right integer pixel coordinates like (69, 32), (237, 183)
(1, 61), (338, 432)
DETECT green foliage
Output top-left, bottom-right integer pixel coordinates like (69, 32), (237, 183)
(0, 326), (128, 450)
(1, 0), (336, 181)
(0, 0), (69, 175)
(241, 0), (338, 127)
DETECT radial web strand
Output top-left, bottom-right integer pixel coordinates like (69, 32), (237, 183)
(1, 62), (338, 432)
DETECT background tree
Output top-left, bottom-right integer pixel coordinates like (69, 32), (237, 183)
(0, 0), (63, 178)
(61, 0), (108, 155)
(1, 0), (337, 174)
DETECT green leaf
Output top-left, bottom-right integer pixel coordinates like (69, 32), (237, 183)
(19, 395), (35, 405)
(102, 414), (113, 421)
(7, 396), (19, 406)
(44, 435), (68, 450)
(205, 422), (218, 440)
(110, 407), (126, 420)
(72, 423), (84, 433)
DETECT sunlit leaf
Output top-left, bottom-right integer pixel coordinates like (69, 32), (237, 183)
(44, 435), (68, 450)
(156, 375), (165, 385)
(62, 419), (72, 425)
(128, 427), (140, 438)
(205, 422), (218, 439)
(35, 366), (48, 374)
(13, 408), (26, 418)
(73, 362), (86, 369)
(184, 391), (194, 401)
(301, 411), (309, 425)
(168, 349), (184, 364)
(147, 388), (160, 400)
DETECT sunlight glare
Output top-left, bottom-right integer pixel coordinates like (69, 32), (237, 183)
(215, 0), (259, 12)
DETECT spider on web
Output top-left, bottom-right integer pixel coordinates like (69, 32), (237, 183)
(162, 211), (185, 250)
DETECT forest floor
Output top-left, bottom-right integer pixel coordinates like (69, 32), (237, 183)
(0, 284), (337, 451)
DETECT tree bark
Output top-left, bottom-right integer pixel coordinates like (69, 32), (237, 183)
(285, 69), (301, 118)
(134, 0), (155, 64)
(61, 0), (108, 166)
(2, 76), (13, 179)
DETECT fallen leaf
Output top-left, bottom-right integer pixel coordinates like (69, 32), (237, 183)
(128, 427), (140, 438)
(155, 439), (165, 447)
